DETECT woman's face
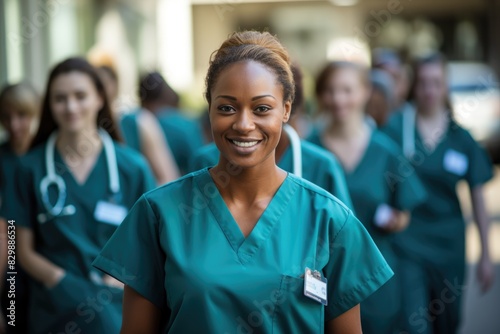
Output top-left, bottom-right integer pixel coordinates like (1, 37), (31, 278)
(319, 67), (369, 123)
(414, 63), (448, 111)
(209, 60), (291, 169)
(50, 71), (103, 134)
(0, 106), (35, 145)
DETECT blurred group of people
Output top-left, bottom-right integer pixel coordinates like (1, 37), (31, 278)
(0, 39), (496, 334)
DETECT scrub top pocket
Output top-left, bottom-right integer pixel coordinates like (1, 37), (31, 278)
(273, 275), (324, 334)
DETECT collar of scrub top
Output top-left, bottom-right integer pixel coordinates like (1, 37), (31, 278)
(37, 128), (120, 224)
(283, 124), (302, 178)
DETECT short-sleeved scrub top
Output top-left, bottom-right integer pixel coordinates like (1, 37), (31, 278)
(157, 108), (205, 174)
(188, 140), (354, 210)
(309, 129), (427, 333)
(4, 139), (156, 334)
(93, 168), (394, 333)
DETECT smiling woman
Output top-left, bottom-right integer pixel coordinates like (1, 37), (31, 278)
(93, 31), (393, 334)
(3, 58), (156, 334)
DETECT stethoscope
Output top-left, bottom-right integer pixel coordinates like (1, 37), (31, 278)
(37, 129), (121, 223)
(283, 124), (302, 178)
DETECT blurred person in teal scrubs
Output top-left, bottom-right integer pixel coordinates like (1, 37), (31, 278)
(93, 31), (393, 334)
(0, 82), (40, 334)
(3, 58), (156, 334)
(97, 65), (180, 185)
(382, 53), (494, 334)
(309, 60), (427, 334)
(189, 63), (353, 209)
(139, 72), (205, 174)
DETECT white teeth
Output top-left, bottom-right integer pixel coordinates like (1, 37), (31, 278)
(232, 140), (258, 148)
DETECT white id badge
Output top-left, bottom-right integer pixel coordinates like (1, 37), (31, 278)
(94, 201), (128, 226)
(374, 203), (393, 228)
(443, 149), (468, 176)
(304, 267), (328, 305)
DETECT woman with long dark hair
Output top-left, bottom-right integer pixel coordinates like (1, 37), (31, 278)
(4, 58), (155, 333)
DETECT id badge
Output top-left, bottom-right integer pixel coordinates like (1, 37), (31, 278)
(374, 203), (393, 228)
(443, 149), (468, 176)
(94, 201), (128, 226)
(304, 267), (328, 305)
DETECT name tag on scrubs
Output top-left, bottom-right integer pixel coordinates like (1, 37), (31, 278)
(374, 204), (393, 228)
(94, 201), (128, 226)
(304, 268), (328, 305)
(443, 149), (468, 176)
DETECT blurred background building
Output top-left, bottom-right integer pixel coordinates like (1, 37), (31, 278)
(1, 1), (499, 332)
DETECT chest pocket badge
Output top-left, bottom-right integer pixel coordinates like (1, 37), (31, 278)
(443, 149), (469, 176)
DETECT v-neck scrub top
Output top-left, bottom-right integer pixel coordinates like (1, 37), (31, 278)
(93, 168), (393, 333)
(4, 139), (156, 334)
(308, 130), (427, 333)
(188, 140), (354, 210)
(382, 113), (494, 267)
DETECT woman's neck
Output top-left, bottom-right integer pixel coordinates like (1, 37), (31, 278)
(211, 154), (286, 205)
(326, 111), (366, 140)
(9, 137), (31, 156)
(417, 105), (448, 121)
(56, 128), (102, 160)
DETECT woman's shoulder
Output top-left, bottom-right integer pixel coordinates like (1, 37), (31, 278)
(286, 173), (351, 215)
(143, 168), (208, 201)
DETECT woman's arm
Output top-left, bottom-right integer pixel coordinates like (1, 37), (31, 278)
(17, 227), (65, 288)
(121, 285), (162, 334)
(325, 304), (362, 334)
(138, 112), (180, 185)
(470, 185), (495, 292)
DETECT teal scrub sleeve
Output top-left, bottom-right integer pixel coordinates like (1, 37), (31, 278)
(324, 212), (394, 321)
(138, 156), (157, 191)
(329, 158), (354, 210)
(2, 160), (34, 227)
(465, 136), (494, 188)
(92, 194), (167, 309)
(386, 152), (427, 211)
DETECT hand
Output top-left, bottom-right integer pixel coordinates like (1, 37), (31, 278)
(103, 275), (124, 289)
(477, 255), (495, 293)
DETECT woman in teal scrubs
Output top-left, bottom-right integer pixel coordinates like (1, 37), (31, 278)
(93, 31), (393, 333)
(189, 64), (353, 209)
(96, 65), (180, 185)
(310, 61), (427, 334)
(4, 58), (155, 334)
(382, 53), (494, 334)
(0, 82), (40, 334)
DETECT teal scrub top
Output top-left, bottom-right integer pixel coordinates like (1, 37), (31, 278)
(308, 130), (427, 333)
(382, 112), (494, 268)
(120, 110), (141, 151)
(4, 138), (156, 334)
(188, 141), (354, 210)
(93, 168), (393, 333)
(157, 109), (204, 174)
